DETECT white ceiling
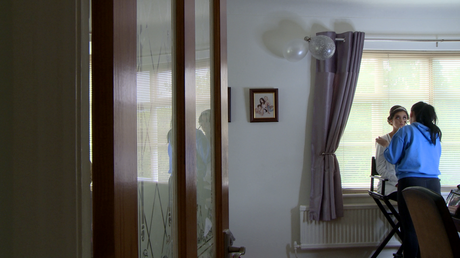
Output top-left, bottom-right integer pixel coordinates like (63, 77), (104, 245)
(308, 0), (458, 3)
(273, 0), (460, 6)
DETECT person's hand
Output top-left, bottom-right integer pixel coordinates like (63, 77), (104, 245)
(375, 136), (389, 147)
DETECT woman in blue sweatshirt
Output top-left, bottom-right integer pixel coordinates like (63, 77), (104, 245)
(376, 101), (442, 258)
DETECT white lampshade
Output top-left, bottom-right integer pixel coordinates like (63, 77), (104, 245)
(283, 35), (336, 61)
(282, 39), (309, 62)
(309, 35), (336, 60)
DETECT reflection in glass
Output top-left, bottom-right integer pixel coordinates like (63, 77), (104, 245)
(197, 109), (212, 257)
(137, 0), (173, 257)
(196, 0), (213, 257)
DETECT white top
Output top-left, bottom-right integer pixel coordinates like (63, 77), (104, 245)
(375, 133), (398, 195)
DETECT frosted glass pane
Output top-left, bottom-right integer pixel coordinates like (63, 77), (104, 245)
(137, 0), (173, 257)
(196, 0), (213, 257)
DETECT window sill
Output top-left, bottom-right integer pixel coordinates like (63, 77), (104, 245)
(343, 186), (457, 203)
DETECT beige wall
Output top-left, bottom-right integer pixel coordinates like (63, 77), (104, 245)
(0, 0), (91, 257)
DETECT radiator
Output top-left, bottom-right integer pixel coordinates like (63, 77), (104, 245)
(297, 204), (401, 249)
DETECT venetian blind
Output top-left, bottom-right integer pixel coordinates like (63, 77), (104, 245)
(338, 51), (460, 188)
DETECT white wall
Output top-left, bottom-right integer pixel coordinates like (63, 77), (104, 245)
(227, 1), (460, 257)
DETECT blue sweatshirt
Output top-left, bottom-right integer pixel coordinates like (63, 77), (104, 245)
(384, 122), (441, 179)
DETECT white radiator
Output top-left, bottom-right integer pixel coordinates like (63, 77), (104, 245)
(298, 204), (401, 249)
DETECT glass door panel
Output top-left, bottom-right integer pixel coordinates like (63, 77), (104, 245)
(195, 0), (213, 257)
(137, 0), (174, 257)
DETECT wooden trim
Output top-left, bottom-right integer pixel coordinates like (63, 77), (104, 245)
(91, 0), (138, 257)
(212, 0), (229, 256)
(174, 0), (197, 257)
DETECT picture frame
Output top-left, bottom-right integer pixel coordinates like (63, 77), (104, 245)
(228, 87), (231, 122)
(447, 187), (460, 218)
(249, 88), (278, 122)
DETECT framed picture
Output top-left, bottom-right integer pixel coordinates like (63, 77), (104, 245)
(249, 88), (278, 122)
(447, 187), (460, 218)
(228, 87), (231, 122)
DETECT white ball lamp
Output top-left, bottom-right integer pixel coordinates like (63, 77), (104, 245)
(283, 35), (337, 62)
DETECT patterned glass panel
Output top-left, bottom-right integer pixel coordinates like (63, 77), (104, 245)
(196, 0), (213, 257)
(137, 0), (173, 257)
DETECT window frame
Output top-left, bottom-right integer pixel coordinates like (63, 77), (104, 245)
(338, 51), (460, 190)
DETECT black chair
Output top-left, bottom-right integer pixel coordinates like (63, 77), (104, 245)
(403, 186), (460, 258)
(368, 156), (403, 258)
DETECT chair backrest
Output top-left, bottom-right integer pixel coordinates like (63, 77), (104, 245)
(371, 156), (377, 176)
(370, 156), (385, 194)
(402, 186), (460, 258)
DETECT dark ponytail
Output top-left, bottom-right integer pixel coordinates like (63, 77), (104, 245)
(411, 101), (442, 144)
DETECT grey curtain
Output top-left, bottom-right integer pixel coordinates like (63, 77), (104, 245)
(309, 31), (365, 221)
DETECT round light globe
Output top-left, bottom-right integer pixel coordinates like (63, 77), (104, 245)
(282, 39), (309, 62)
(309, 35), (336, 60)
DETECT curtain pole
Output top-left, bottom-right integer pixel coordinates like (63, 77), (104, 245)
(306, 37), (460, 43)
(364, 38), (460, 42)
(329, 37), (460, 47)
(322, 38), (460, 45)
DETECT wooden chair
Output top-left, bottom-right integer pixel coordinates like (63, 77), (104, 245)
(402, 186), (460, 258)
(368, 156), (403, 257)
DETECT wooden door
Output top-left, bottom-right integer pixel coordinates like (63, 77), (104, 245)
(91, 0), (228, 257)
(91, 0), (138, 257)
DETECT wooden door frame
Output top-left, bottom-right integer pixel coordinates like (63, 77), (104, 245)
(91, 0), (138, 257)
(174, 0), (198, 256)
(212, 0), (229, 257)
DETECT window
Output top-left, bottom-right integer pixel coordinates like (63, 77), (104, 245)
(338, 51), (460, 188)
(137, 68), (173, 182)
